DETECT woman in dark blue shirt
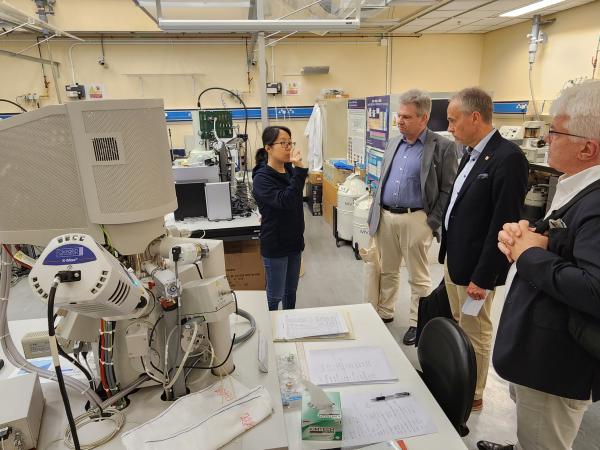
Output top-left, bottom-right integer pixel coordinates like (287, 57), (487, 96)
(252, 126), (308, 310)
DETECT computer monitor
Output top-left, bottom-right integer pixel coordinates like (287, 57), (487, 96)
(428, 99), (450, 132)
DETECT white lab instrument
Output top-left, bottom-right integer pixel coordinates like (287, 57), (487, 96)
(0, 373), (45, 450)
(336, 174), (368, 243)
(520, 120), (548, 163)
(205, 182), (233, 221)
(499, 125), (525, 143)
(352, 193), (372, 258)
(172, 165), (219, 184)
(0, 100), (254, 450)
(0, 99), (177, 255)
(29, 234), (149, 320)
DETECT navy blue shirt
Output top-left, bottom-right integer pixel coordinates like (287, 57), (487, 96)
(381, 130), (426, 208)
(252, 162), (308, 258)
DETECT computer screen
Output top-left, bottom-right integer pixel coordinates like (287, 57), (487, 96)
(428, 99), (450, 132)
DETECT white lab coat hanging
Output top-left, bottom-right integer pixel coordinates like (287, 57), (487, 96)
(304, 102), (323, 171)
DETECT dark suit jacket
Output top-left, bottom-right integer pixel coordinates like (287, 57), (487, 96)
(438, 130), (529, 289)
(493, 190), (600, 401)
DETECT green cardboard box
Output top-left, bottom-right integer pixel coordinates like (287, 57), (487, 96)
(301, 391), (342, 441)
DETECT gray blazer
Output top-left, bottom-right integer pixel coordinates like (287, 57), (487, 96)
(367, 129), (458, 239)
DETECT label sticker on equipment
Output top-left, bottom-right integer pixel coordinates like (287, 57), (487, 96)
(43, 244), (97, 265)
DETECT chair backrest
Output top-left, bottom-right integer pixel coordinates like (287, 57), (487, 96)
(417, 317), (476, 436)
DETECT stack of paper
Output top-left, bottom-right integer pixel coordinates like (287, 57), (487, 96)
(306, 346), (397, 386)
(274, 311), (352, 341)
(341, 388), (437, 447)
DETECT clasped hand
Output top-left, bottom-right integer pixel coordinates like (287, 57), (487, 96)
(497, 219), (549, 263)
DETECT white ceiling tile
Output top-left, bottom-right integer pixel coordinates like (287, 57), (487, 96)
(422, 24), (457, 31)
(472, 17), (513, 25)
(418, 10), (458, 19)
(392, 25), (424, 32)
(474, 1), (529, 11)
(408, 17), (448, 25)
(455, 9), (502, 19)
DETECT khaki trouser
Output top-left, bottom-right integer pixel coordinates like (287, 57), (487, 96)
(444, 261), (495, 401)
(375, 209), (433, 325)
(510, 383), (591, 450)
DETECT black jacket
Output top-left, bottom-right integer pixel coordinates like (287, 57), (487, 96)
(493, 189), (600, 401)
(252, 162), (308, 258)
(439, 131), (529, 289)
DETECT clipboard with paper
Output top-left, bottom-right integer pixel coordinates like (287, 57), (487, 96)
(272, 310), (355, 341)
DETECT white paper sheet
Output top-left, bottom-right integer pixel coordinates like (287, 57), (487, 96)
(306, 346), (396, 386)
(341, 388), (437, 448)
(276, 311), (349, 340)
(462, 295), (486, 316)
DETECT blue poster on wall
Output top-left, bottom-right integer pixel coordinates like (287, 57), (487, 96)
(366, 96), (389, 151)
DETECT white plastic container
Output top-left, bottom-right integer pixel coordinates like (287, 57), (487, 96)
(336, 174), (367, 241)
(353, 193), (372, 254)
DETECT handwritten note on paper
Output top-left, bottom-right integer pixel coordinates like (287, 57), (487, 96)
(341, 390), (437, 447)
(306, 346), (396, 386)
(276, 311), (349, 340)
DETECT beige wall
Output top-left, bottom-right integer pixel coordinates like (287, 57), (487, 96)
(0, 34), (483, 154)
(391, 34), (484, 92)
(2, 0), (598, 154)
(480, 0), (600, 115)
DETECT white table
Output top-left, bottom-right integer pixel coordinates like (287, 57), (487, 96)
(0, 293), (287, 450)
(273, 303), (468, 450)
(165, 212), (261, 241)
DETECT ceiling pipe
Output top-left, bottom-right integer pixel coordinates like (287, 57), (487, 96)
(158, 19), (360, 33)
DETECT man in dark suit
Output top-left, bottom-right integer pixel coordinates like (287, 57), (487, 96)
(478, 81), (600, 450)
(439, 87), (529, 411)
(367, 89), (457, 345)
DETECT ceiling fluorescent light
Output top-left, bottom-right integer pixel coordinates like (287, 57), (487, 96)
(158, 19), (360, 33)
(500, 0), (566, 17)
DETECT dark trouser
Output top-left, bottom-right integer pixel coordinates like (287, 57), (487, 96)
(262, 252), (302, 311)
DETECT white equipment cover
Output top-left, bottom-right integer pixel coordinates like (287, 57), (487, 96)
(360, 237), (381, 308)
(122, 378), (273, 450)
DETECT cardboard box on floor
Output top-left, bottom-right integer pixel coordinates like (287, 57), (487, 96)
(323, 160), (353, 186)
(322, 160), (356, 226)
(323, 179), (337, 226)
(224, 240), (265, 290)
(308, 171), (323, 184)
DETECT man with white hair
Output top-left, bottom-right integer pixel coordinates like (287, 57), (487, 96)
(367, 89), (457, 345)
(478, 80), (600, 450)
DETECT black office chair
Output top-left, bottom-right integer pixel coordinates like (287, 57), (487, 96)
(417, 317), (476, 437)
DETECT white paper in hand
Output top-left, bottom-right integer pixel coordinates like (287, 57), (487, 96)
(462, 296), (486, 316)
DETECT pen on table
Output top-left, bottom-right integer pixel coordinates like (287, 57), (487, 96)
(371, 392), (410, 401)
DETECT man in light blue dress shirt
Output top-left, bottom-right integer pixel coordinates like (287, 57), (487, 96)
(368, 90), (458, 345)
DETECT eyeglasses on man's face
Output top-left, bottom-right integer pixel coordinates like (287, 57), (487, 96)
(544, 125), (591, 142)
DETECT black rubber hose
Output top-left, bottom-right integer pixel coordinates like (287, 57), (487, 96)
(0, 99), (26, 113)
(48, 282), (81, 450)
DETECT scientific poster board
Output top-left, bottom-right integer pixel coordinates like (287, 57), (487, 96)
(366, 95), (389, 151)
(347, 98), (366, 166)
